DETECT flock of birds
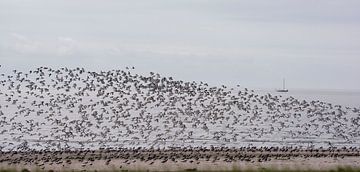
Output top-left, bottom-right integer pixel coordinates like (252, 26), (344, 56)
(1, 147), (360, 170)
(0, 65), (360, 152)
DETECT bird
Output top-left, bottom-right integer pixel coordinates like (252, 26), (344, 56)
(0, 65), (358, 170)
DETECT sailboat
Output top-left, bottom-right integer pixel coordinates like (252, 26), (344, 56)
(276, 78), (288, 92)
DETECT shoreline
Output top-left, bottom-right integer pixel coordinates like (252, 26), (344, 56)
(1, 147), (360, 171)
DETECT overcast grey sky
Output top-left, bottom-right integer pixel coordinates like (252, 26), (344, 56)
(1, 0), (360, 90)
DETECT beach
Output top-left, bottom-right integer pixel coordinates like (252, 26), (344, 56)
(1, 148), (360, 171)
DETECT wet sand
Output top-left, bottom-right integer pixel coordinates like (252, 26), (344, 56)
(1, 147), (360, 171)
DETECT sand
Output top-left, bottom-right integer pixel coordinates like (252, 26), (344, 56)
(1, 148), (360, 171)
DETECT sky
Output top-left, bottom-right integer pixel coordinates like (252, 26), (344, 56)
(1, 0), (360, 90)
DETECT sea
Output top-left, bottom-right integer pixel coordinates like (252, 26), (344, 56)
(256, 89), (360, 108)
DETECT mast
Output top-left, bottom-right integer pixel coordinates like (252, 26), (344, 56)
(283, 78), (285, 90)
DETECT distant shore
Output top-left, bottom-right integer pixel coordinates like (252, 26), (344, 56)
(1, 147), (360, 171)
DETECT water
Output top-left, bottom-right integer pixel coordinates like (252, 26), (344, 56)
(256, 89), (360, 108)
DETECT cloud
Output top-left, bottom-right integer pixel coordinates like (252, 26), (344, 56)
(56, 36), (78, 55)
(3, 33), (79, 56)
(9, 33), (41, 53)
